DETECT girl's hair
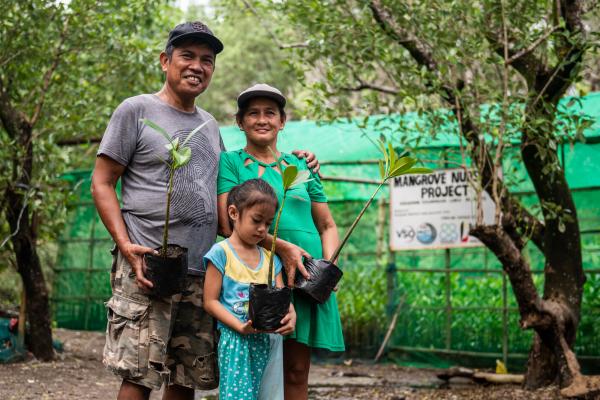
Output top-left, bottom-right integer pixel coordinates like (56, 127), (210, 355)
(235, 97), (286, 123)
(227, 179), (278, 226)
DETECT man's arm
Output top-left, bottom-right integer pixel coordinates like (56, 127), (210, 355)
(91, 155), (155, 289)
(291, 150), (320, 174)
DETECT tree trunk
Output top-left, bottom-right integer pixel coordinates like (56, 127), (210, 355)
(520, 105), (585, 388)
(4, 121), (54, 361)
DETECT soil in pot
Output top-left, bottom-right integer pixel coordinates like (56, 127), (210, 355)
(294, 258), (343, 304)
(248, 284), (291, 331)
(144, 244), (188, 298)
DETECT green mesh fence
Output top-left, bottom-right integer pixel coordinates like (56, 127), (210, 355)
(52, 93), (600, 371)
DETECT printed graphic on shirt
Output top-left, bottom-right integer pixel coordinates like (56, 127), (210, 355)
(168, 128), (218, 227)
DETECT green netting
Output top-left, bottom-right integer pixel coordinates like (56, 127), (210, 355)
(52, 93), (600, 371)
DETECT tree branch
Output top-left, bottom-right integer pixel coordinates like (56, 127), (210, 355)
(369, 0), (546, 251)
(341, 81), (400, 95)
(240, 0), (308, 49)
(30, 18), (70, 127)
(535, 0), (587, 103)
(470, 225), (550, 328)
(507, 25), (561, 65)
(0, 76), (31, 137)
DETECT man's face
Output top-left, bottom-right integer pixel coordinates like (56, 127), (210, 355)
(160, 41), (215, 100)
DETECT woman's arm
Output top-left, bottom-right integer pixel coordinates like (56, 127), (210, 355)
(260, 235), (311, 286)
(311, 202), (340, 262)
(204, 263), (255, 334)
(217, 192), (232, 238)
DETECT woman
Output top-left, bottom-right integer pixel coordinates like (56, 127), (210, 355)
(217, 83), (345, 399)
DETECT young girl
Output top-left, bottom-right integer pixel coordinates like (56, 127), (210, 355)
(203, 179), (296, 399)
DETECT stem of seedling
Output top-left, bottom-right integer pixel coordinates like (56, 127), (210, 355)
(329, 181), (385, 263)
(162, 164), (175, 258)
(268, 192), (287, 287)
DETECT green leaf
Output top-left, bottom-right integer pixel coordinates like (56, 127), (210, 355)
(388, 157), (417, 177)
(405, 167), (434, 174)
(387, 141), (397, 167)
(174, 147), (191, 168)
(182, 118), (214, 147)
(378, 159), (385, 180)
(290, 169), (313, 188)
(141, 118), (172, 145)
(282, 165), (299, 189)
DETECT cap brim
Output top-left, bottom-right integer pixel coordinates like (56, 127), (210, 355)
(237, 90), (286, 108)
(170, 32), (224, 54)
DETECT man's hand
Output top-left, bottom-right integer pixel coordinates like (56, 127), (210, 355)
(291, 149), (320, 175)
(120, 242), (156, 290)
(277, 240), (311, 287)
(276, 304), (296, 336)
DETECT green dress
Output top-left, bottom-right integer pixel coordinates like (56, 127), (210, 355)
(218, 149), (345, 352)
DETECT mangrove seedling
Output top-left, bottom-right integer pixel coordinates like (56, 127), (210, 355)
(141, 118), (214, 257)
(266, 150), (313, 286)
(329, 140), (432, 262)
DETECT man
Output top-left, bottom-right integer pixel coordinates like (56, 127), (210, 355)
(92, 21), (316, 400)
(92, 21), (224, 400)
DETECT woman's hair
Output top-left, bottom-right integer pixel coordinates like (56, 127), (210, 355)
(235, 97), (286, 123)
(227, 179), (278, 226)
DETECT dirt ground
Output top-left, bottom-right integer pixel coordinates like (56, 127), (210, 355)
(0, 329), (567, 400)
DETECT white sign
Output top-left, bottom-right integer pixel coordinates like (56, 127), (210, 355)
(389, 168), (496, 250)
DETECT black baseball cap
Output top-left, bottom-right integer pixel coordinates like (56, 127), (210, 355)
(166, 21), (224, 54)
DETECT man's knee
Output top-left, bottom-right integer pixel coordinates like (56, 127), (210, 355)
(117, 380), (151, 400)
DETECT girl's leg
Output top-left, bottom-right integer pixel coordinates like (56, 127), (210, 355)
(283, 339), (311, 400)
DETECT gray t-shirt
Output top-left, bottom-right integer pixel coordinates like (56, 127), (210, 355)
(98, 94), (224, 274)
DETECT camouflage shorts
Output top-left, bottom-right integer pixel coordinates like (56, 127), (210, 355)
(103, 249), (219, 391)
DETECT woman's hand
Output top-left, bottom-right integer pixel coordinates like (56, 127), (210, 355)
(277, 240), (311, 286)
(276, 304), (296, 336)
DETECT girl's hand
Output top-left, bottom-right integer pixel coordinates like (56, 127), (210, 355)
(238, 320), (259, 335)
(275, 304), (296, 336)
(277, 240), (311, 287)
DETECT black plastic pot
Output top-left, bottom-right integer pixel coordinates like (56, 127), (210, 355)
(248, 284), (291, 331)
(143, 244), (188, 298)
(294, 258), (343, 304)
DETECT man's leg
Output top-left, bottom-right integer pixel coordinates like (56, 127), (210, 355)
(117, 380), (151, 400)
(104, 250), (172, 397)
(163, 384), (194, 400)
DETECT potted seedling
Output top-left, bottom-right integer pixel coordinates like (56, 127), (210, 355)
(294, 141), (432, 303)
(248, 156), (312, 331)
(140, 118), (213, 297)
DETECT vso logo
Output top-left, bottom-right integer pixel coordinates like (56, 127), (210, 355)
(396, 225), (415, 242)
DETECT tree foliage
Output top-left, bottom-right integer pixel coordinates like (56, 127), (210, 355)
(186, 0), (305, 124)
(0, 0), (177, 358)
(249, 0), (600, 394)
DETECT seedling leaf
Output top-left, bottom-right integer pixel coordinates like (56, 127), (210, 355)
(174, 147), (192, 168)
(182, 118), (214, 147)
(389, 157), (417, 177)
(142, 118), (172, 144)
(405, 167), (433, 174)
(283, 165), (299, 189)
(290, 170), (312, 188)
